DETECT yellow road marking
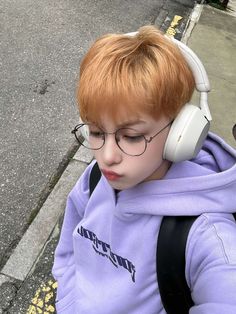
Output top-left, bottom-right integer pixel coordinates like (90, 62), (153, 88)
(26, 280), (57, 314)
(165, 15), (183, 37)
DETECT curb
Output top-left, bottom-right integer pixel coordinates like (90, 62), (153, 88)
(182, 4), (203, 44)
(1, 146), (93, 283)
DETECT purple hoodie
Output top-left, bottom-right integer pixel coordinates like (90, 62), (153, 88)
(52, 132), (236, 314)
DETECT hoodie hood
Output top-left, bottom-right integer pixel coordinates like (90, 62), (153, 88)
(114, 132), (236, 217)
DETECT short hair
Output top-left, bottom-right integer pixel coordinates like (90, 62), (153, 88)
(77, 25), (195, 125)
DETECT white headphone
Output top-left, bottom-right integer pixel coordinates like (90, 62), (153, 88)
(80, 32), (212, 163)
(163, 37), (211, 162)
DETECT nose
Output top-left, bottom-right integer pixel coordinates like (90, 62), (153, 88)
(101, 134), (122, 165)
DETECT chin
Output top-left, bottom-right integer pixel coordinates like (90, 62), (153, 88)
(108, 179), (139, 191)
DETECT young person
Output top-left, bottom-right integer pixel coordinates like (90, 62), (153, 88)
(52, 26), (236, 313)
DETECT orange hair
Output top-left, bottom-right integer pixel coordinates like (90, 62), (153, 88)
(77, 25), (195, 124)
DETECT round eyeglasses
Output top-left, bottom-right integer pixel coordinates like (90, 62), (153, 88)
(71, 121), (173, 157)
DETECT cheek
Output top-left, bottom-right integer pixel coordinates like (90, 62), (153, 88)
(131, 139), (166, 179)
(144, 139), (165, 162)
(127, 148), (163, 181)
(139, 153), (162, 175)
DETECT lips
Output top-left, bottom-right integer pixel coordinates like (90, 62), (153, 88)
(101, 169), (122, 181)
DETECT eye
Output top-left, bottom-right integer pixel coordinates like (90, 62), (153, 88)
(90, 130), (104, 138)
(117, 128), (145, 143)
(88, 125), (105, 139)
(122, 134), (144, 143)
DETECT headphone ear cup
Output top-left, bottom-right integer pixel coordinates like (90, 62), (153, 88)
(163, 104), (210, 162)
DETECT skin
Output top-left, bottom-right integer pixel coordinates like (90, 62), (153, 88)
(92, 113), (172, 191)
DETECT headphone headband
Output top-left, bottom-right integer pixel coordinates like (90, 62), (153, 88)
(169, 37), (211, 121)
(170, 37), (210, 92)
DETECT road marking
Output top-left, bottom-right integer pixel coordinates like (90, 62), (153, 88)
(26, 280), (57, 314)
(165, 15), (183, 36)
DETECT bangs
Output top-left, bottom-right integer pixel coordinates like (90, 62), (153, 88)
(77, 26), (195, 125)
(78, 63), (159, 125)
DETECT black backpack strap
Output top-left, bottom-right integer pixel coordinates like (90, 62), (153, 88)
(89, 162), (101, 196)
(157, 216), (197, 314)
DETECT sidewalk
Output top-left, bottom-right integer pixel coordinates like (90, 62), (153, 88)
(0, 3), (235, 314)
(187, 4), (236, 147)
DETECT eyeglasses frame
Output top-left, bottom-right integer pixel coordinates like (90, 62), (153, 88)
(71, 121), (173, 157)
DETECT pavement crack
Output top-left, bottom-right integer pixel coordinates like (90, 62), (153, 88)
(0, 280), (21, 314)
(33, 79), (56, 95)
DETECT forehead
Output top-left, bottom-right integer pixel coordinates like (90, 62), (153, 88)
(91, 107), (143, 128)
(92, 110), (168, 132)
(97, 118), (147, 132)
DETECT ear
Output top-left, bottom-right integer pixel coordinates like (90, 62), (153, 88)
(163, 104), (210, 162)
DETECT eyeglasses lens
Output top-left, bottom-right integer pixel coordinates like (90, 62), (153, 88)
(115, 129), (146, 156)
(76, 124), (147, 156)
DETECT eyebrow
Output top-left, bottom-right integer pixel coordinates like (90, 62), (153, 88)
(116, 120), (147, 128)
